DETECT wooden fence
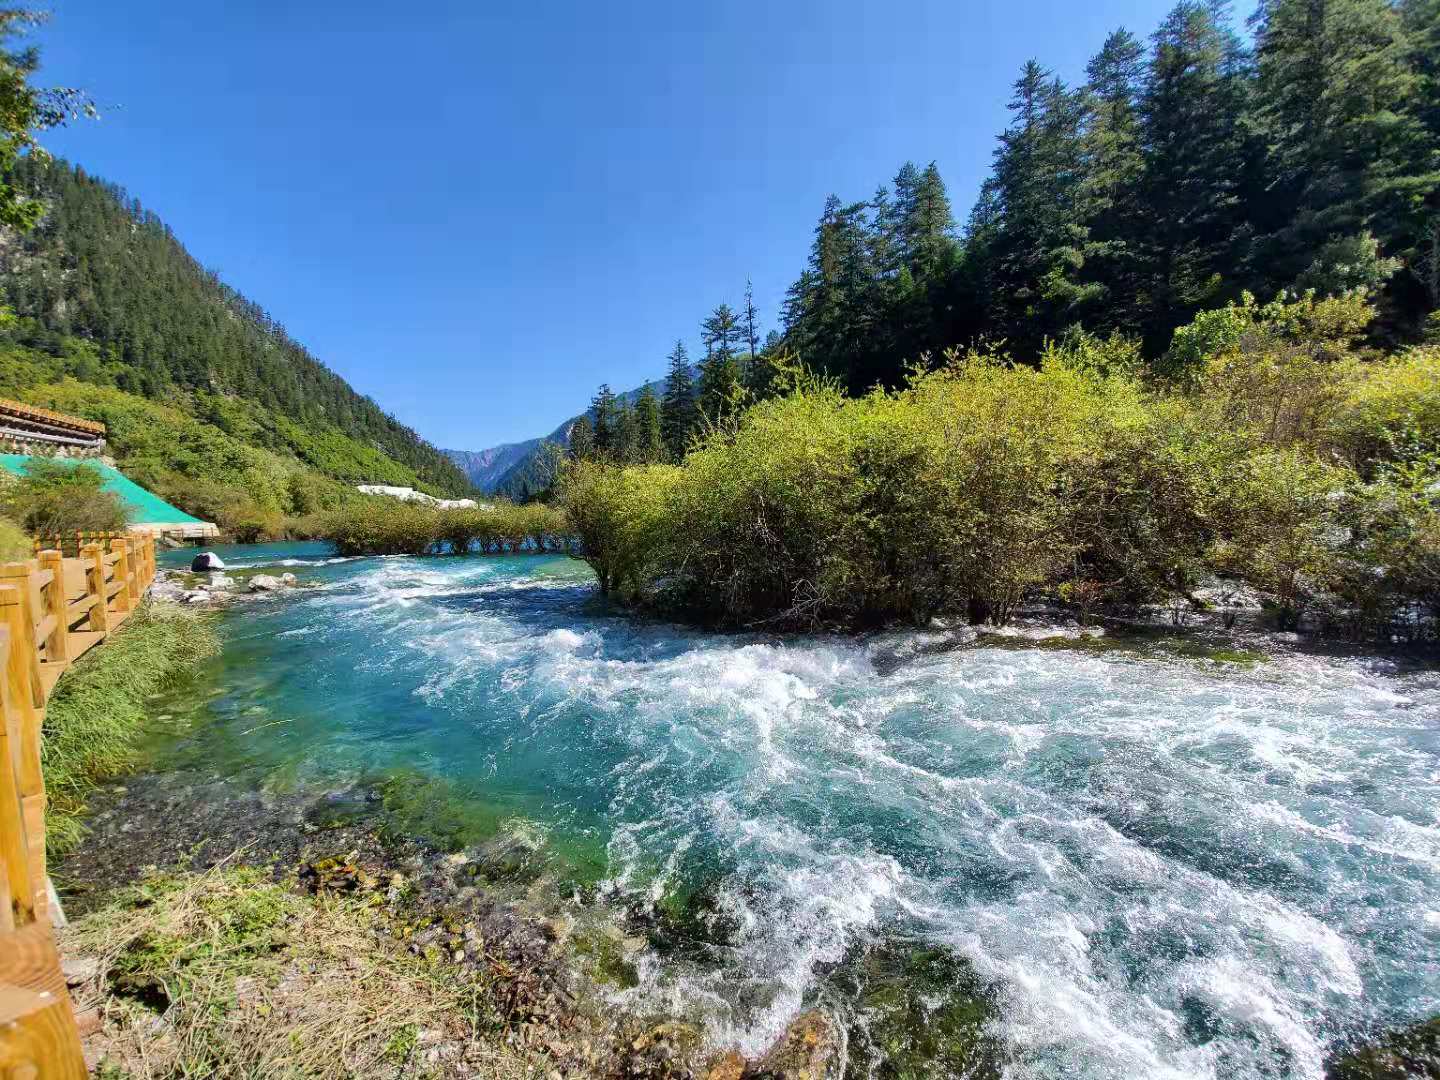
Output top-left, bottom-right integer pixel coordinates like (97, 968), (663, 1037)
(1, 532), (157, 1078)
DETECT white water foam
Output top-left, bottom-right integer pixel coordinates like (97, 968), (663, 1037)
(244, 555), (1440, 1079)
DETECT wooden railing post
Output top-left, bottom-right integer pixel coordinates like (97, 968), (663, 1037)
(0, 586), (44, 922)
(80, 544), (109, 635)
(0, 566), (44, 712)
(36, 551), (68, 667)
(110, 538), (133, 614)
(0, 624), (34, 931)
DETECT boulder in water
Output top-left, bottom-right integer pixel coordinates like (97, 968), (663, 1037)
(191, 551), (226, 572)
(754, 1011), (841, 1079)
(247, 574), (285, 592)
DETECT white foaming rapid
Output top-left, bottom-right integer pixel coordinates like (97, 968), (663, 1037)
(208, 554), (1440, 1080)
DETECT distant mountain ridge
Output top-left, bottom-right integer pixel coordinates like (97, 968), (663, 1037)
(453, 375), (672, 497)
(443, 440), (541, 491)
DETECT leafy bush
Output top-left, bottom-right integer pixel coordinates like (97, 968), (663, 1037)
(552, 293), (1440, 637)
(0, 458), (129, 535)
(317, 500), (570, 558)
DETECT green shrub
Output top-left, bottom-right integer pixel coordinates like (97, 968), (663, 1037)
(316, 500), (570, 558)
(551, 295), (1440, 636)
(0, 458), (130, 535)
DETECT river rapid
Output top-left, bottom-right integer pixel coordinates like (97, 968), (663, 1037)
(153, 542), (1440, 1080)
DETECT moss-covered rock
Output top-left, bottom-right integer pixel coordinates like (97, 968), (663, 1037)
(840, 942), (1004, 1080)
(1327, 1017), (1440, 1080)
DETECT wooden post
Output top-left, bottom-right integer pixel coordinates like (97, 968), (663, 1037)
(0, 586), (44, 922)
(81, 545), (109, 635)
(0, 566), (44, 710)
(0, 625), (35, 930)
(36, 552), (68, 667)
(0, 923), (88, 1079)
(110, 539), (133, 614)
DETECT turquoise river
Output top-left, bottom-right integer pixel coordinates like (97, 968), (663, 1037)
(150, 542), (1440, 1080)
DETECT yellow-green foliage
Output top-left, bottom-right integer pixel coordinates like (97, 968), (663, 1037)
(44, 603), (220, 852)
(1328, 348), (1440, 471)
(0, 513), (30, 560)
(556, 294), (1440, 634)
(318, 499), (570, 557)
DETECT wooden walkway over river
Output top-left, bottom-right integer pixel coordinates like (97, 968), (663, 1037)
(0, 532), (158, 1078)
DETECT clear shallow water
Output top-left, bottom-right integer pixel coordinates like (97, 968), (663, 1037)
(157, 543), (1440, 1079)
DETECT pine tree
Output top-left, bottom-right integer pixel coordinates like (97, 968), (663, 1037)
(699, 304), (745, 422)
(633, 385), (664, 463)
(1251, 0), (1435, 292)
(590, 384), (619, 458)
(979, 61), (1097, 350)
(743, 279), (761, 362)
(660, 341), (697, 460)
(568, 414), (595, 461)
(613, 399), (639, 464)
(1134, 1), (1255, 349)
(782, 195), (882, 389)
(1078, 29), (1148, 330)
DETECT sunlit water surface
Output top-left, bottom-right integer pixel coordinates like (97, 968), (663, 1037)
(155, 543), (1440, 1079)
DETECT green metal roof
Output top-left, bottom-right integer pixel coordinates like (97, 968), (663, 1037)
(0, 455), (208, 526)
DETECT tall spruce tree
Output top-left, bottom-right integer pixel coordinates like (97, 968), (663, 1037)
(980, 61), (1097, 351)
(1251, 0), (1436, 295)
(699, 303), (745, 422)
(613, 399), (639, 464)
(782, 195), (883, 390)
(590, 384), (619, 459)
(633, 385), (664, 463)
(743, 279), (761, 362)
(1077, 29), (1149, 331)
(660, 340), (697, 460)
(569, 414), (596, 461)
(1134, 0), (1255, 349)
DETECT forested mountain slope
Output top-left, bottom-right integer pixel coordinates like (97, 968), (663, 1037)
(443, 440), (541, 492)
(0, 157), (472, 510)
(485, 376), (671, 499)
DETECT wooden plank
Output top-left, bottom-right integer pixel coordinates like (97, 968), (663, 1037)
(32, 616), (56, 650)
(37, 665), (62, 700)
(63, 632), (102, 663)
(0, 924), (88, 1079)
(60, 561), (85, 600)
(82, 547), (109, 636)
(0, 587), (45, 923)
(103, 580), (123, 600)
(29, 570), (53, 590)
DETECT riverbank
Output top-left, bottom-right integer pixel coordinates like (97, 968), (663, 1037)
(43, 602), (219, 852)
(55, 765), (870, 1079)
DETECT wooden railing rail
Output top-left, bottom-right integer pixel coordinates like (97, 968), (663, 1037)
(0, 532), (157, 1078)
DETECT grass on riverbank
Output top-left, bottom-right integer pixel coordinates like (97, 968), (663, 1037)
(60, 864), (545, 1080)
(44, 602), (220, 853)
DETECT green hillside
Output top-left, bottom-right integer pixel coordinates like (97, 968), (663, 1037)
(0, 156), (472, 533)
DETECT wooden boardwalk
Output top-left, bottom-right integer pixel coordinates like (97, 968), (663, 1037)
(0, 532), (157, 1079)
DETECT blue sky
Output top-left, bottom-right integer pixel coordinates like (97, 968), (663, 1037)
(36, 0), (1228, 450)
